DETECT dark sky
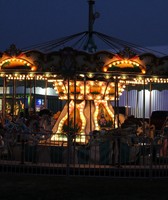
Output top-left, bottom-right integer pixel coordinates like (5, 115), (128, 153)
(1, 0), (168, 51)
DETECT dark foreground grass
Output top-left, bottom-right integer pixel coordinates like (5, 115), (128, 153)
(0, 174), (168, 200)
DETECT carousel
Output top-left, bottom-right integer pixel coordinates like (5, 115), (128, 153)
(0, 0), (168, 147)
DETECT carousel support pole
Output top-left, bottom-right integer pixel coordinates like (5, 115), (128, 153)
(23, 75), (27, 113)
(66, 77), (70, 176)
(21, 74), (27, 165)
(84, 75), (86, 100)
(116, 77), (119, 127)
(44, 79), (48, 108)
(74, 76), (76, 138)
(125, 85), (129, 117)
(32, 75), (37, 164)
(114, 77), (118, 129)
(84, 75), (91, 141)
(149, 82), (153, 174)
(12, 79), (16, 120)
(136, 89), (139, 118)
(84, 75), (92, 133)
(114, 78), (116, 129)
(29, 79), (32, 112)
(33, 75), (36, 113)
(143, 77), (146, 135)
(88, 0), (95, 36)
(115, 76), (121, 167)
(84, 0), (97, 52)
(2, 77), (7, 124)
(90, 100), (92, 132)
(149, 81), (152, 127)
(141, 77), (146, 165)
(73, 75), (77, 162)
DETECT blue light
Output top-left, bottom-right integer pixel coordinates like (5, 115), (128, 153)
(36, 99), (42, 106)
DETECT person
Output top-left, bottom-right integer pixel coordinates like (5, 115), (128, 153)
(160, 119), (168, 157)
(16, 112), (26, 124)
(88, 130), (100, 146)
(100, 128), (106, 136)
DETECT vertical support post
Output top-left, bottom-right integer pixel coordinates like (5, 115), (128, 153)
(84, 75), (86, 100)
(143, 77), (146, 135)
(90, 100), (92, 132)
(29, 79), (32, 111)
(24, 75), (27, 113)
(73, 76), (77, 163)
(33, 75), (36, 113)
(12, 79), (16, 120)
(84, 0), (97, 52)
(74, 76), (76, 138)
(116, 77), (119, 127)
(44, 79), (48, 108)
(114, 76), (119, 128)
(126, 85), (129, 117)
(136, 90), (139, 118)
(149, 81), (152, 127)
(88, 0), (95, 35)
(2, 77), (7, 123)
(67, 77), (70, 176)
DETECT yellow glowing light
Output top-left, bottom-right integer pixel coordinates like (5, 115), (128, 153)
(87, 73), (94, 78)
(107, 59), (141, 70)
(142, 69), (146, 74)
(31, 66), (37, 71)
(103, 67), (107, 72)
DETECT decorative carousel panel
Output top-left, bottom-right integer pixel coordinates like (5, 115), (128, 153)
(52, 100), (86, 143)
(94, 101), (114, 130)
(0, 58), (36, 71)
(53, 79), (126, 101)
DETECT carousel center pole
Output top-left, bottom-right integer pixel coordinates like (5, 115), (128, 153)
(84, 0), (99, 52)
(88, 0), (95, 36)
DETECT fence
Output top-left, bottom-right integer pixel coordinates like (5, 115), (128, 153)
(1, 127), (168, 178)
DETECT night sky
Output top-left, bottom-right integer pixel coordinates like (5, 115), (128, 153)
(1, 0), (168, 51)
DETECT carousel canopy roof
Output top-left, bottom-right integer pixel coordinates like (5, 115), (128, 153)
(0, 43), (168, 77)
(0, 0), (168, 82)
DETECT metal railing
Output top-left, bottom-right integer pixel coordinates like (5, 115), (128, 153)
(0, 128), (168, 178)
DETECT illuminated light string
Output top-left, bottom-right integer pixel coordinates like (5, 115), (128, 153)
(53, 100), (118, 142)
(0, 58), (37, 71)
(109, 60), (140, 67)
(53, 80), (126, 100)
(0, 58), (31, 66)
(52, 100), (86, 142)
(0, 73), (55, 81)
(94, 100), (116, 130)
(104, 59), (146, 74)
(0, 72), (167, 85)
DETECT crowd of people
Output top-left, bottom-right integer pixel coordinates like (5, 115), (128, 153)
(0, 108), (54, 154)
